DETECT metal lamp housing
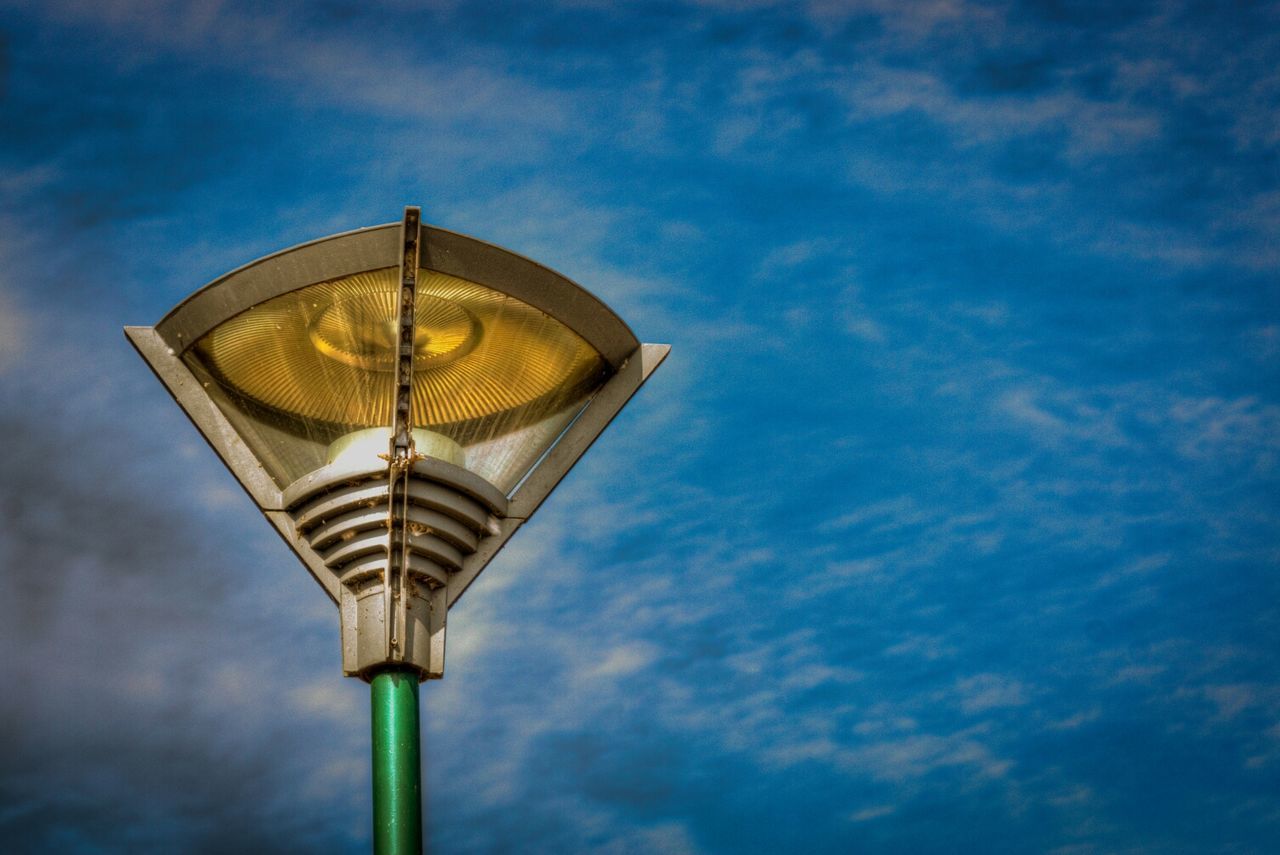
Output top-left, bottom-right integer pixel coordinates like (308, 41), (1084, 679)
(126, 211), (668, 681)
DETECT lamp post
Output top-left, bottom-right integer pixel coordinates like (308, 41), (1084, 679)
(126, 207), (668, 853)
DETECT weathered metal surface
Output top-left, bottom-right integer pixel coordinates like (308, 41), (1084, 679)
(384, 208), (422, 665)
(284, 452), (505, 680)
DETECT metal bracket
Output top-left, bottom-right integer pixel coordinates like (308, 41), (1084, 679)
(385, 206), (422, 662)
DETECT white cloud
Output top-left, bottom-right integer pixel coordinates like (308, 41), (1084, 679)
(953, 673), (1029, 714)
(996, 388), (1069, 435)
(842, 731), (1013, 782)
(1046, 785), (1094, 808)
(615, 821), (703, 855)
(822, 496), (928, 531)
(883, 634), (957, 662)
(1045, 709), (1101, 731)
(31, 0), (575, 151)
(849, 803), (896, 822)
(581, 643), (659, 680)
(1197, 684), (1262, 721)
(992, 384), (1128, 449)
(1169, 395), (1280, 462)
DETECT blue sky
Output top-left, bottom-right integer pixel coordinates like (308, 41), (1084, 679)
(1, 1), (1278, 852)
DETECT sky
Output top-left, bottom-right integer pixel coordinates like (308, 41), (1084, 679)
(1, 0), (1278, 852)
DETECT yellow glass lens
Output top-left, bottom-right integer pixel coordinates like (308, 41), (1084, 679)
(192, 268), (608, 439)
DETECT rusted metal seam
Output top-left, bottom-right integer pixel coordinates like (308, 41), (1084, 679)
(385, 207), (422, 660)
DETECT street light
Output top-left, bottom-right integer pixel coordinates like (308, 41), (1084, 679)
(125, 207), (668, 853)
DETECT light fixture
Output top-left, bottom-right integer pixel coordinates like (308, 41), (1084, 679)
(126, 207), (668, 853)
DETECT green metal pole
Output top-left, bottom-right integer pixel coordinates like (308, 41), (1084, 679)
(371, 669), (423, 855)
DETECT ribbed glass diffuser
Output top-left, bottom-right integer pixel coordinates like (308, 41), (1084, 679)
(183, 267), (610, 492)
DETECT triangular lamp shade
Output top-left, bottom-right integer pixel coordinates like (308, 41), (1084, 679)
(126, 210), (667, 680)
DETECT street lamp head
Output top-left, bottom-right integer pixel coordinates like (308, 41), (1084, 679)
(126, 208), (667, 681)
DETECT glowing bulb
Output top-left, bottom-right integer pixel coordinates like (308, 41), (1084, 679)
(325, 427), (464, 471)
